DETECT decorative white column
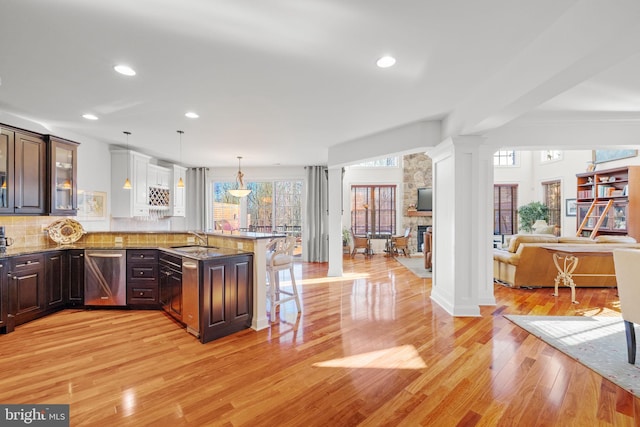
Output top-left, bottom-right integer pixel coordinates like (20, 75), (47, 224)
(427, 136), (495, 316)
(327, 167), (344, 277)
(251, 238), (269, 330)
(477, 145), (497, 306)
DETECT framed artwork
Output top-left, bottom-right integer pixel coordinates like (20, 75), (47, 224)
(593, 149), (637, 164)
(565, 198), (577, 217)
(77, 191), (107, 220)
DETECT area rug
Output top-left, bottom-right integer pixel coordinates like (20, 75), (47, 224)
(393, 255), (431, 278)
(505, 315), (640, 397)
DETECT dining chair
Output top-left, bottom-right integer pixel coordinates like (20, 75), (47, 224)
(350, 229), (371, 258)
(266, 236), (301, 321)
(391, 227), (411, 257)
(612, 248), (640, 364)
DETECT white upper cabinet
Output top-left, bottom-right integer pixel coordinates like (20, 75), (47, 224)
(111, 149), (150, 217)
(148, 164), (170, 189)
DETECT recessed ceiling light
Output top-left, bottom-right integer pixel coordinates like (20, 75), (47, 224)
(82, 113), (98, 120)
(185, 112), (199, 119)
(114, 64), (136, 76)
(376, 56), (396, 68)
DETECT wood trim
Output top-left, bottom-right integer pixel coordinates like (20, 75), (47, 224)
(407, 210), (432, 217)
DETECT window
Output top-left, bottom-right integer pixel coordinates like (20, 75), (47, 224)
(494, 150), (517, 167)
(542, 180), (561, 234)
(246, 182), (274, 232)
(541, 150), (563, 163)
(273, 180), (303, 231)
(212, 182), (241, 230)
(212, 179), (302, 234)
(354, 157), (400, 168)
(494, 184), (517, 235)
(351, 185), (396, 236)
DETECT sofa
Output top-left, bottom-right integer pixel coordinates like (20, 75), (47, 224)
(493, 234), (640, 288)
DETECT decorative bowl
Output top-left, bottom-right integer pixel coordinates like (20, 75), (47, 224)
(47, 218), (85, 244)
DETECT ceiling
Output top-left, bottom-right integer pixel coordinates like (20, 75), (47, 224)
(1, 0), (640, 168)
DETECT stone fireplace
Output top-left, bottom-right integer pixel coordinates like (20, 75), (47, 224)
(402, 153), (433, 252)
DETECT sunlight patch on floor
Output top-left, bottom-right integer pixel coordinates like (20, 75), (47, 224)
(298, 272), (370, 286)
(313, 345), (427, 370)
(579, 306), (621, 317)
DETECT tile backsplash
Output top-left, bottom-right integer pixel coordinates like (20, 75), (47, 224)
(0, 216), (67, 248)
(0, 216), (193, 249)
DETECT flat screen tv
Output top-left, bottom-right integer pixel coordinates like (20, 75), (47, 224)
(417, 187), (432, 211)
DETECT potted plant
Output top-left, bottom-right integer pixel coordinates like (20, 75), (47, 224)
(342, 228), (351, 246)
(518, 201), (549, 233)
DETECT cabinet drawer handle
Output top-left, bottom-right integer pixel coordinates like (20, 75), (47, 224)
(139, 272), (144, 275)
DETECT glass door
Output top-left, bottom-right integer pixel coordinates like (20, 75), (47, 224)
(0, 128), (15, 212)
(49, 137), (78, 215)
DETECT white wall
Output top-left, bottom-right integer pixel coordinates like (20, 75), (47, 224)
(76, 137), (112, 231)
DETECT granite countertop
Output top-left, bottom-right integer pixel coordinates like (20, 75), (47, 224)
(208, 231), (284, 240)
(0, 242), (252, 260)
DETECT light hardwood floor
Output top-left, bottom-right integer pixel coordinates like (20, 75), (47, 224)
(0, 254), (638, 426)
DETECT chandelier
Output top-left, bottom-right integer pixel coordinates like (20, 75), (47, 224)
(228, 156), (251, 198)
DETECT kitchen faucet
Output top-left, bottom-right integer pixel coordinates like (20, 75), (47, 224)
(189, 231), (208, 246)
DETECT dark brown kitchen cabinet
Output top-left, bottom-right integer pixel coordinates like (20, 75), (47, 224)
(45, 251), (66, 311)
(68, 249), (84, 306)
(159, 252), (182, 321)
(0, 261), (11, 333)
(0, 127), (46, 215)
(47, 136), (79, 215)
(127, 250), (159, 306)
(200, 254), (253, 343)
(8, 253), (46, 326)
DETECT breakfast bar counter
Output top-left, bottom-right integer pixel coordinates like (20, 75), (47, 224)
(204, 231), (283, 330)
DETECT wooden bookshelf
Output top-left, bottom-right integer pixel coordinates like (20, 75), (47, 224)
(575, 165), (639, 240)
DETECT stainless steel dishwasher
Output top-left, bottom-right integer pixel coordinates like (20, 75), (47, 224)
(84, 250), (127, 306)
(182, 258), (200, 337)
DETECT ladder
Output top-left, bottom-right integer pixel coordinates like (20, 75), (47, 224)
(576, 199), (613, 239)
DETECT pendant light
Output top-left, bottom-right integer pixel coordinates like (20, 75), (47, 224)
(228, 156), (251, 198)
(123, 131), (132, 190)
(176, 130), (185, 188)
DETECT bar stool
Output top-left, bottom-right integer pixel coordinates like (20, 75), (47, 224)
(266, 236), (301, 321)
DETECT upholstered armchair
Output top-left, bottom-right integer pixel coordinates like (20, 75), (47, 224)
(612, 249), (640, 364)
(423, 228), (432, 270)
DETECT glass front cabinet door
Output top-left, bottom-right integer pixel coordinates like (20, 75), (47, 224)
(48, 136), (78, 215)
(0, 129), (14, 211)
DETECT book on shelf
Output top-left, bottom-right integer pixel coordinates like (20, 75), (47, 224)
(578, 189), (593, 199)
(598, 185), (616, 197)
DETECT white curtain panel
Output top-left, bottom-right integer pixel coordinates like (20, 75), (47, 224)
(186, 167), (210, 231)
(304, 166), (329, 262)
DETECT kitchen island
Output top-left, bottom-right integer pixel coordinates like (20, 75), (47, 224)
(203, 231), (281, 331)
